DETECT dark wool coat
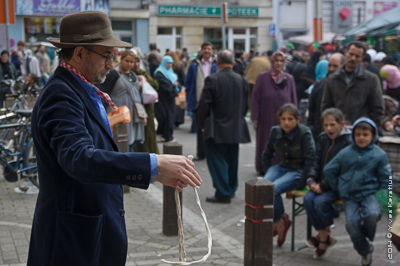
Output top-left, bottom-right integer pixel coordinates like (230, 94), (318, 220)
(197, 67), (251, 144)
(27, 67), (152, 266)
(321, 64), (384, 127)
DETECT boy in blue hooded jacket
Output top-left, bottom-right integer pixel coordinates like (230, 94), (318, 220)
(324, 117), (391, 266)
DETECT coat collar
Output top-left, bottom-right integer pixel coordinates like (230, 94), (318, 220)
(53, 67), (116, 146)
(332, 62), (367, 80)
(276, 125), (299, 140)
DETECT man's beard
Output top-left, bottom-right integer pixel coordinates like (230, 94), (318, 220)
(84, 61), (109, 84)
(93, 70), (109, 84)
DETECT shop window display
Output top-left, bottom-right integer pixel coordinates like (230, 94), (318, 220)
(24, 17), (61, 43)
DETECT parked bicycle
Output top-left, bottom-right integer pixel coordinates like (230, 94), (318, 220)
(0, 110), (38, 193)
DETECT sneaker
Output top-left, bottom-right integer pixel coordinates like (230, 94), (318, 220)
(361, 244), (373, 266)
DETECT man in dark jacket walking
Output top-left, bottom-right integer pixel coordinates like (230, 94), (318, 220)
(321, 41), (384, 126)
(197, 49), (251, 203)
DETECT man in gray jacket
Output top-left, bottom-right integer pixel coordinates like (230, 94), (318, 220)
(321, 41), (384, 127)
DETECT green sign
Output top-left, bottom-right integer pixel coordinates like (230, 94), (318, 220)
(157, 5), (259, 17)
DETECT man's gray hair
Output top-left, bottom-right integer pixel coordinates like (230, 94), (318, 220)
(217, 49), (234, 65)
(330, 52), (345, 65)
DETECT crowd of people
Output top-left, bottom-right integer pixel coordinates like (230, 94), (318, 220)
(0, 41), (52, 107)
(106, 40), (399, 266)
(2, 24), (400, 265)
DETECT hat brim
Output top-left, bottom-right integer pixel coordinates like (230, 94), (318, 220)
(47, 37), (132, 49)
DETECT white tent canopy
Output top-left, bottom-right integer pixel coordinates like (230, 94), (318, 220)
(288, 32), (344, 46)
(343, 6), (400, 36)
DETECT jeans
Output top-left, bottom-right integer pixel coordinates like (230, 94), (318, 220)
(344, 194), (382, 256)
(264, 165), (301, 223)
(303, 190), (340, 230)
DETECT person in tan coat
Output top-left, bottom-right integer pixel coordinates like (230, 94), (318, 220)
(244, 56), (271, 110)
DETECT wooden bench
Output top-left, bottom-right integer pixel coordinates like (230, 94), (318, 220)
(286, 189), (343, 251)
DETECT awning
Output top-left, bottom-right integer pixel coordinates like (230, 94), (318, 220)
(288, 32), (345, 46)
(343, 6), (400, 36)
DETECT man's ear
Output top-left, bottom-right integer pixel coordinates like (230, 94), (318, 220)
(73, 46), (86, 63)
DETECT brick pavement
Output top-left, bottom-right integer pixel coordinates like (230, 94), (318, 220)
(0, 116), (399, 265)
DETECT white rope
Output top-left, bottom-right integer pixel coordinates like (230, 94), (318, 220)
(161, 155), (212, 265)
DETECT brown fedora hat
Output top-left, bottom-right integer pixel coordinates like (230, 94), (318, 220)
(47, 11), (132, 49)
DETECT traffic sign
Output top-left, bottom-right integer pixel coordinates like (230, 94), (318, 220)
(268, 24), (276, 36)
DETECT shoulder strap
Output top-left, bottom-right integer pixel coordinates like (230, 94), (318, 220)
(118, 70), (137, 105)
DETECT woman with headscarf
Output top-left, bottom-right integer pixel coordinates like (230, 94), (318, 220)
(307, 59), (329, 139)
(251, 51), (297, 175)
(131, 51), (160, 154)
(0, 50), (18, 81)
(167, 51), (186, 127)
(98, 50), (146, 152)
(300, 50), (323, 89)
(0, 50), (18, 108)
(154, 56), (181, 142)
(381, 65), (400, 100)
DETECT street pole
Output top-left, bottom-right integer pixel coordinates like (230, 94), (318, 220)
(221, 2), (228, 49)
(4, 0), (9, 51)
(276, 0), (282, 50)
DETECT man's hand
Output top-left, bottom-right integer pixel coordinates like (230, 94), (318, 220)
(154, 155), (202, 191)
(152, 174), (188, 192)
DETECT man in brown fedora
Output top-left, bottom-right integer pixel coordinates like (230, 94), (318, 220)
(27, 11), (202, 266)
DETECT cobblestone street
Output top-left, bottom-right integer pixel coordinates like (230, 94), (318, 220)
(0, 116), (399, 266)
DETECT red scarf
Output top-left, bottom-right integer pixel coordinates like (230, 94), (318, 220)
(60, 61), (116, 110)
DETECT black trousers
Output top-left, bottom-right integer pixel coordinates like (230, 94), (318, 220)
(194, 110), (205, 158)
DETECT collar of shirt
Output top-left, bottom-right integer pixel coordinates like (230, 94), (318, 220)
(341, 66), (358, 85)
(201, 57), (212, 65)
(66, 69), (112, 135)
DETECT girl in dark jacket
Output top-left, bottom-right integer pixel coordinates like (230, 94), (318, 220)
(262, 103), (315, 247)
(303, 108), (351, 259)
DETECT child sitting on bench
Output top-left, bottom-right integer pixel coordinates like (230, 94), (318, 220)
(262, 103), (315, 247)
(324, 117), (391, 266)
(303, 108), (351, 259)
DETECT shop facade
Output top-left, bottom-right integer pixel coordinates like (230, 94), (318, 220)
(149, 1), (273, 54)
(5, 0), (149, 54)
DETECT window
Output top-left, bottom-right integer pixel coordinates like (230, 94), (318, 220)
(24, 17), (61, 43)
(111, 21), (132, 31)
(156, 27), (182, 54)
(158, 28), (173, 35)
(204, 28), (228, 51)
(228, 28), (257, 52)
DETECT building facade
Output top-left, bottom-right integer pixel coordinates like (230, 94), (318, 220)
(2, 0), (150, 54)
(1, 0), (398, 54)
(149, 0), (273, 54)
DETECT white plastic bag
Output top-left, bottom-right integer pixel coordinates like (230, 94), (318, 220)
(142, 80), (158, 104)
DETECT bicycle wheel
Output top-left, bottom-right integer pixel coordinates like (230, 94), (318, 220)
(23, 139), (39, 188)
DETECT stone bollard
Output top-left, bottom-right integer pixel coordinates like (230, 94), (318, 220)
(244, 178), (274, 266)
(162, 142), (183, 236)
(113, 123), (130, 193)
(113, 123), (129, 153)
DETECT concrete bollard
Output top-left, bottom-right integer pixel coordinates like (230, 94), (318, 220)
(162, 142), (183, 236)
(113, 123), (129, 153)
(112, 123), (130, 193)
(244, 178), (274, 266)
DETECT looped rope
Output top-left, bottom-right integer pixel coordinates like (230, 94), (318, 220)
(161, 155), (212, 265)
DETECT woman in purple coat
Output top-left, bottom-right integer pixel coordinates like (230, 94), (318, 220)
(251, 51), (298, 174)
